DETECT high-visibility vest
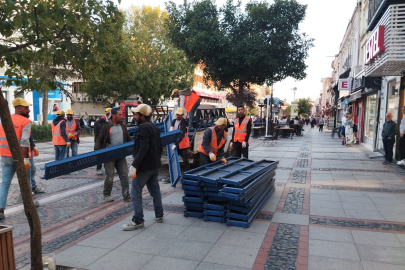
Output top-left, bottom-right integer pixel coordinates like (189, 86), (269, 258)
(66, 119), (77, 140)
(184, 91), (200, 112)
(52, 120), (67, 146)
(173, 120), (190, 149)
(0, 114), (32, 157)
(198, 127), (226, 156)
(234, 116), (251, 143)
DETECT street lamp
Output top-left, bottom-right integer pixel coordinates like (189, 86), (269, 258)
(291, 87), (297, 101)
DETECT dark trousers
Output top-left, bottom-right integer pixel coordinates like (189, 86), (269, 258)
(178, 148), (190, 172)
(383, 137), (395, 162)
(400, 136), (405, 160)
(96, 164), (103, 170)
(200, 153), (212, 166)
(319, 124), (324, 131)
(232, 141), (249, 159)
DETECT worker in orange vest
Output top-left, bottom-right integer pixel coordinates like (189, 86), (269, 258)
(230, 105), (252, 159)
(172, 88), (201, 129)
(171, 108), (190, 172)
(0, 98), (34, 220)
(52, 110), (70, 160)
(198, 118), (227, 166)
(65, 109), (81, 157)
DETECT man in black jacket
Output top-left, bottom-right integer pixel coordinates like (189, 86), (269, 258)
(94, 108), (111, 174)
(382, 113), (398, 164)
(95, 107), (132, 202)
(123, 104), (163, 231)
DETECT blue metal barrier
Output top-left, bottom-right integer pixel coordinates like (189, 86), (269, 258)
(164, 112), (182, 187)
(41, 130), (182, 180)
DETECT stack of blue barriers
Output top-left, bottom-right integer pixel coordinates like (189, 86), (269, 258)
(181, 157), (278, 228)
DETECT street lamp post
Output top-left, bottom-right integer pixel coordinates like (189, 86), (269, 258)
(291, 87), (297, 101)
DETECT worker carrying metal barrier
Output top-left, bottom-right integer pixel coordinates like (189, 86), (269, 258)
(198, 117), (227, 165)
(171, 108), (190, 172)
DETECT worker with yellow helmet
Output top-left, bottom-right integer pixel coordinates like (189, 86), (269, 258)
(52, 109), (70, 160)
(170, 108), (190, 172)
(198, 117), (228, 165)
(65, 109), (81, 157)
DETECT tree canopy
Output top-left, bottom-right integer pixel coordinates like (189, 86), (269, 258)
(297, 98), (312, 116)
(283, 105), (291, 116)
(165, 0), (313, 104)
(81, 6), (195, 104)
(226, 87), (257, 108)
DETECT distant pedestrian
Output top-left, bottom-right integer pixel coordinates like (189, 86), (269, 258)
(345, 115), (355, 146)
(398, 106), (405, 166)
(65, 109), (81, 158)
(318, 117), (324, 132)
(341, 112), (349, 145)
(52, 110), (69, 160)
(124, 104), (164, 230)
(311, 117), (316, 128)
(382, 113), (397, 164)
(95, 107), (132, 202)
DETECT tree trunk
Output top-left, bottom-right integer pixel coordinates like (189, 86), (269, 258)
(0, 89), (43, 269)
(238, 83), (244, 106)
(42, 91), (48, 125)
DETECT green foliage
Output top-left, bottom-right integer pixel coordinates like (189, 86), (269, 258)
(283, 105), (291, 116)
(226, 87), (257, 108)
(81, 6), (195, 104)
(297, 98), (312, 116)
(246, 106), (258, 117)
(165, 0), (314, 104)
(31, 123), (52, 141)
(0, 0), (128, 94)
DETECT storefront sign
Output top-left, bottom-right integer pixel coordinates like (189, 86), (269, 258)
(364, 25), (385, 65)
(291, 101), (298, 117)
(343, 99), (350, 105)
(338, 79), (352, 91)
(351, 77), (364, 93)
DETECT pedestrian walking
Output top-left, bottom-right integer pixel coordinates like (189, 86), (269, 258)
(65, 109), (81, 158)
(95, 107), (132, 202)
(398, 106), (405, 165)
(345, 115), (355, 146)
(52, 110), (70, 160)
(341, 112), (349, 145)
(198, 118), (227, 165)
(230, 105), (251, 159)
(382, 113), (397, 165)
(318, 117), (324, 132)
(123, 104), (164, 230)
(0, 98), (34, 220)
(171, 108), (190, 172)
(94, 108), (111, 175)
(172, 88), (201, 128)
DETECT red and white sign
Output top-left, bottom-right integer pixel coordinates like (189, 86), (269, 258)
(364, 25), (385, 65)
(338, 79), (352, 91)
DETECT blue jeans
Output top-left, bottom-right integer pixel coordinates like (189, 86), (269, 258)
(0, 156), (31, 209)
(131, 170), (163, 224)
(30, 157), (36, 190)
(66, 140), (78, 157)
(54, 145), (67, 160)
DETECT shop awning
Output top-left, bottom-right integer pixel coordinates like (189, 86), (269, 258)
(349, 91), (362, 102)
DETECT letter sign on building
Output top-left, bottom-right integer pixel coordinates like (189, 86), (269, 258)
(338, 79), (352, 91)
(364, 25), (385, 65)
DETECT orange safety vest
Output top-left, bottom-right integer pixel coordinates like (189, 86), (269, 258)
(173, 120), (190, 149)
(52, 120), (67, 146)
(0, 114), (32, 157)
(66, 119), (77, 140)
(234, 116), (251, 143)
(184, 91), (200, 112)
(198, 127), (226, 156)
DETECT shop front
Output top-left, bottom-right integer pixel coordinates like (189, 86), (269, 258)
(363, 92), (378, 149)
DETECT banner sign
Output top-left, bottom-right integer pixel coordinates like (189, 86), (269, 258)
(291, 102), (298, 117)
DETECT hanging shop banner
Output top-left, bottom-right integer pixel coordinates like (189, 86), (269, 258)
(338, 78), (352, 91)
(291, 102), (298, 117)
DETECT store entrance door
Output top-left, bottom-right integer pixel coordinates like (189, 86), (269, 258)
(363, 94), (378, 150)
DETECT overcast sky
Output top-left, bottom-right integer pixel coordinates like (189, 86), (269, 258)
(113, 0), (357, 104)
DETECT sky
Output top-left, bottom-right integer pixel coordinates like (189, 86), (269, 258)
(113, 0), (358, 104)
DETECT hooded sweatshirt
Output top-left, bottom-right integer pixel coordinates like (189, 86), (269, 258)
(52, 116), (69, 143)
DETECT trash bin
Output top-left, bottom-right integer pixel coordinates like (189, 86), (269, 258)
(0, 225), (16, 270)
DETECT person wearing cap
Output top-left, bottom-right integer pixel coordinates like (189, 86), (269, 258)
(94, 108), (111, 175)
(230, 105), (252, 159)
(171, 107), (190, 172)
(95, 107), (132, 202)
(52, 110), (70, 161)
(124, 104), (164, 230)
(198, 117), (228, 166)
(65, 109), (81, 158)
(0, 98), (33, 220)
(171, 88), (201, 129)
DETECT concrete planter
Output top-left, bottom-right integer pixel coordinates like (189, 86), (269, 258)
(0, 225), (16, 270)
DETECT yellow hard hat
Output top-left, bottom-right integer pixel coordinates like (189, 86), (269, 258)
(171, 89), (179, 96)
(105, 108), (111, 113)
(12, 98), (31, 107)
(215, 117), (227, 126)
(56, 110), (65, 116)
(175, 108), (185, 115)
(131, 104), (152, 116)
(66, 109), (74, 115)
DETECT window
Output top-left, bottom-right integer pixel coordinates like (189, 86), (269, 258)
(387, 80), (396, 116)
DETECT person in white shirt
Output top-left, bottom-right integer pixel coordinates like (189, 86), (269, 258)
(341, 112), (349, 145)
(398, 106), (405, 165)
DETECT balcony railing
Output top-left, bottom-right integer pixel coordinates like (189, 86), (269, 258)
(368, 0), (403, 31)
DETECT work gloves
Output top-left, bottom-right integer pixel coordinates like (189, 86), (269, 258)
(229, 142), (233, 149)
(209, 152), (216, 162)
(24, 158), (30, 170)
(67, 142), (71, 148)
(172, 145), (176, 151)
(242, 141), (247, 148)
(129, 166), (137, 179)
(32, 148), (39, 157)
(221, 158), (227, 164)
